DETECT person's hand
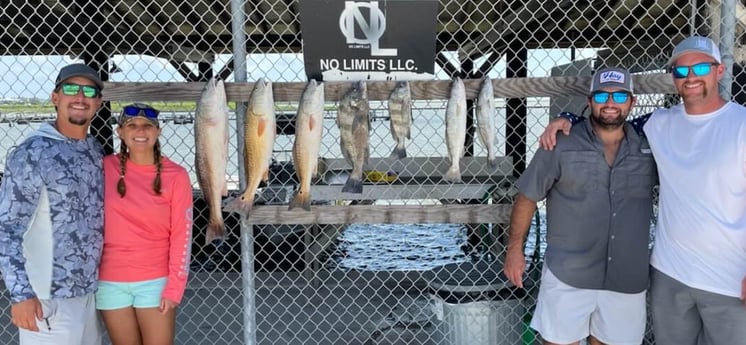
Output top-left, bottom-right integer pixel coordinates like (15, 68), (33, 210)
(539, 117), (572, 151)
(160, 298), (179, 315)
(11, 297), (42, 332)
(503, 249), (526, 289)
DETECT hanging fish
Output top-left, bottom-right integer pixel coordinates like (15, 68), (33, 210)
(444, 77), (466, 183)
(289, 80), (325, 211)
(194, 78), (229, 244)
(224, 79), (276, 218)
(337, 81), (370, 193)
(388, 81), (412, 159)
(476, 76), (497, 167)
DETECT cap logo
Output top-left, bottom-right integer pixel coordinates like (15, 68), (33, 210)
(694, 38), (710, 50)
(599, 71), (625, 84)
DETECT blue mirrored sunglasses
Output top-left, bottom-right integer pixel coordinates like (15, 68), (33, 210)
(122, 104), (159, 119)
(672, 62), (719, 79)
(60, 83), (100, 98)
(591, 91), (630, 104)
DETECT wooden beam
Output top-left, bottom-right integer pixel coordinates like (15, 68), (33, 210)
(101, 73), (676, 102)
(309, 184), (499, 201)
(243, 204), (512, 225)
(320, 156), (513, 180)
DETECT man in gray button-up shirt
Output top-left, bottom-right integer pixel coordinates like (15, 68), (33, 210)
(503, 67), (657, 345)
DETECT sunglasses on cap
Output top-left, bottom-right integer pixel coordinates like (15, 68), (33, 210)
(122, 104), (159, 119)
(59, 83), (101, 98)
(591, 91), (631, 104)
(671, 62), (719, 79)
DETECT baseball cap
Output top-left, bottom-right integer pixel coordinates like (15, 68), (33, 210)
(668, 36), (722, 66)
(54, 64), (104, 90)
(589, 67), (633, 94)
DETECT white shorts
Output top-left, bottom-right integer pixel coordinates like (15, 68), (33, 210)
(530, 267), (646, 345)
(19, 294), (102, 345)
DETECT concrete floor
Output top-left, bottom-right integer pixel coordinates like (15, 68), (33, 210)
(0, 270), (534, 345)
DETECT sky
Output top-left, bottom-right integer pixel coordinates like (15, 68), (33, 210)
(0, 48), (599, 101)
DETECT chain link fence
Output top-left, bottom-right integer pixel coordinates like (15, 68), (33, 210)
(1, 0), (744, 344)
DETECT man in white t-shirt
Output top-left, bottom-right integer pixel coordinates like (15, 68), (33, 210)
(538, 36), (746, 345)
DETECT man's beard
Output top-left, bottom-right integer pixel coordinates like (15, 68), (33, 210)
(67, 115), (89, 126)
(590, 108), (626, 129)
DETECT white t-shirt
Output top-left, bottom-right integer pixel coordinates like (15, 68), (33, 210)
(646, 101), (746, 298)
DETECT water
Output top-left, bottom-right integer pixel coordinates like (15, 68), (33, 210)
(328, 223), (469, 271)
(328, 212), (547, 271)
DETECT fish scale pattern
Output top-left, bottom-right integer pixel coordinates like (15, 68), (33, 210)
(0, 0), (739, 343)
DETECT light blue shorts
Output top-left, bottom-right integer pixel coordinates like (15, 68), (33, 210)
(95, 277), (167, 310)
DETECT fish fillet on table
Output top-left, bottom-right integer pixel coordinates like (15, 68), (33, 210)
(194, 78), (230, 244)
(224, 79), (276, 218)
(289, 79), (325, 211)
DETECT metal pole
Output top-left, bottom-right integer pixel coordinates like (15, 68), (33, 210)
(229, 1), (255, 344)
(719, 0), (736, 99)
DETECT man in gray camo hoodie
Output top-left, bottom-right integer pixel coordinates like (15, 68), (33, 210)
(0, 63), (105, 345)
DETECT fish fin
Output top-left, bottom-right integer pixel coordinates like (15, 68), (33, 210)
(288, 191), (312, 211)
(205, 221), (226, 246)
(407, 114), (413, 139)
(390, 146), (407, 159)
(342, 175), (364, 194)
(352, 115), (361, 131)
(257, 118), (266, 136)
(444, 166), (462, 183)
(223, 194), (254, 218)
(309, 116), (317, 131)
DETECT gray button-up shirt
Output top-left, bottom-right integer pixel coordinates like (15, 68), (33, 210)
(517, 120), (657, 293)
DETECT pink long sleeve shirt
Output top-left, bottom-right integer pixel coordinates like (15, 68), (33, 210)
(99, 154), (193, 304)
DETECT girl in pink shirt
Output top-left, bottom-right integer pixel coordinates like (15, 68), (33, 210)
(96, 103), (193, 345)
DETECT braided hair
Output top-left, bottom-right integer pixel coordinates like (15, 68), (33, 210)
(116, 140), (163, 197)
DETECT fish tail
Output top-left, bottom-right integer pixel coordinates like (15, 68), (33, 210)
(205, 221), (226, 246)
(390, 145), (407, 159)
(288, 190), (312, 211)
(488, 155), (498, 168)
(223, 194), (254, 218)
(342, 175), (364, 194)
(444, 165), (462, 183)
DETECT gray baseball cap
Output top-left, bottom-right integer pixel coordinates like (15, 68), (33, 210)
(54, 63), (104, 90)
(668, 36), (722, 66)
(589, 67), (633, 94)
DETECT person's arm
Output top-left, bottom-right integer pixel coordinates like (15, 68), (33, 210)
(503, 193), (538, 289)
(0, 146), (45, 331)
(0, 146), (41, 304)
(540, 112), (653, 150)
(161, 168), (194, 312)
(539, 112), (583, 151)
(628, 112), (653, 136)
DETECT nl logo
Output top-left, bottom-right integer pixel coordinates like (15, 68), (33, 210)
(339, 1), (397, 57)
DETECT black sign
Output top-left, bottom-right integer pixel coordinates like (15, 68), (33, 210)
(300, 0), (438, 81)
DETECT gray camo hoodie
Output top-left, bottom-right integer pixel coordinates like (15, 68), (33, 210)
(0, 122), (104, 303)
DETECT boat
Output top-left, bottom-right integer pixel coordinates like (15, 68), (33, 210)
(173, 114), (194, 124)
